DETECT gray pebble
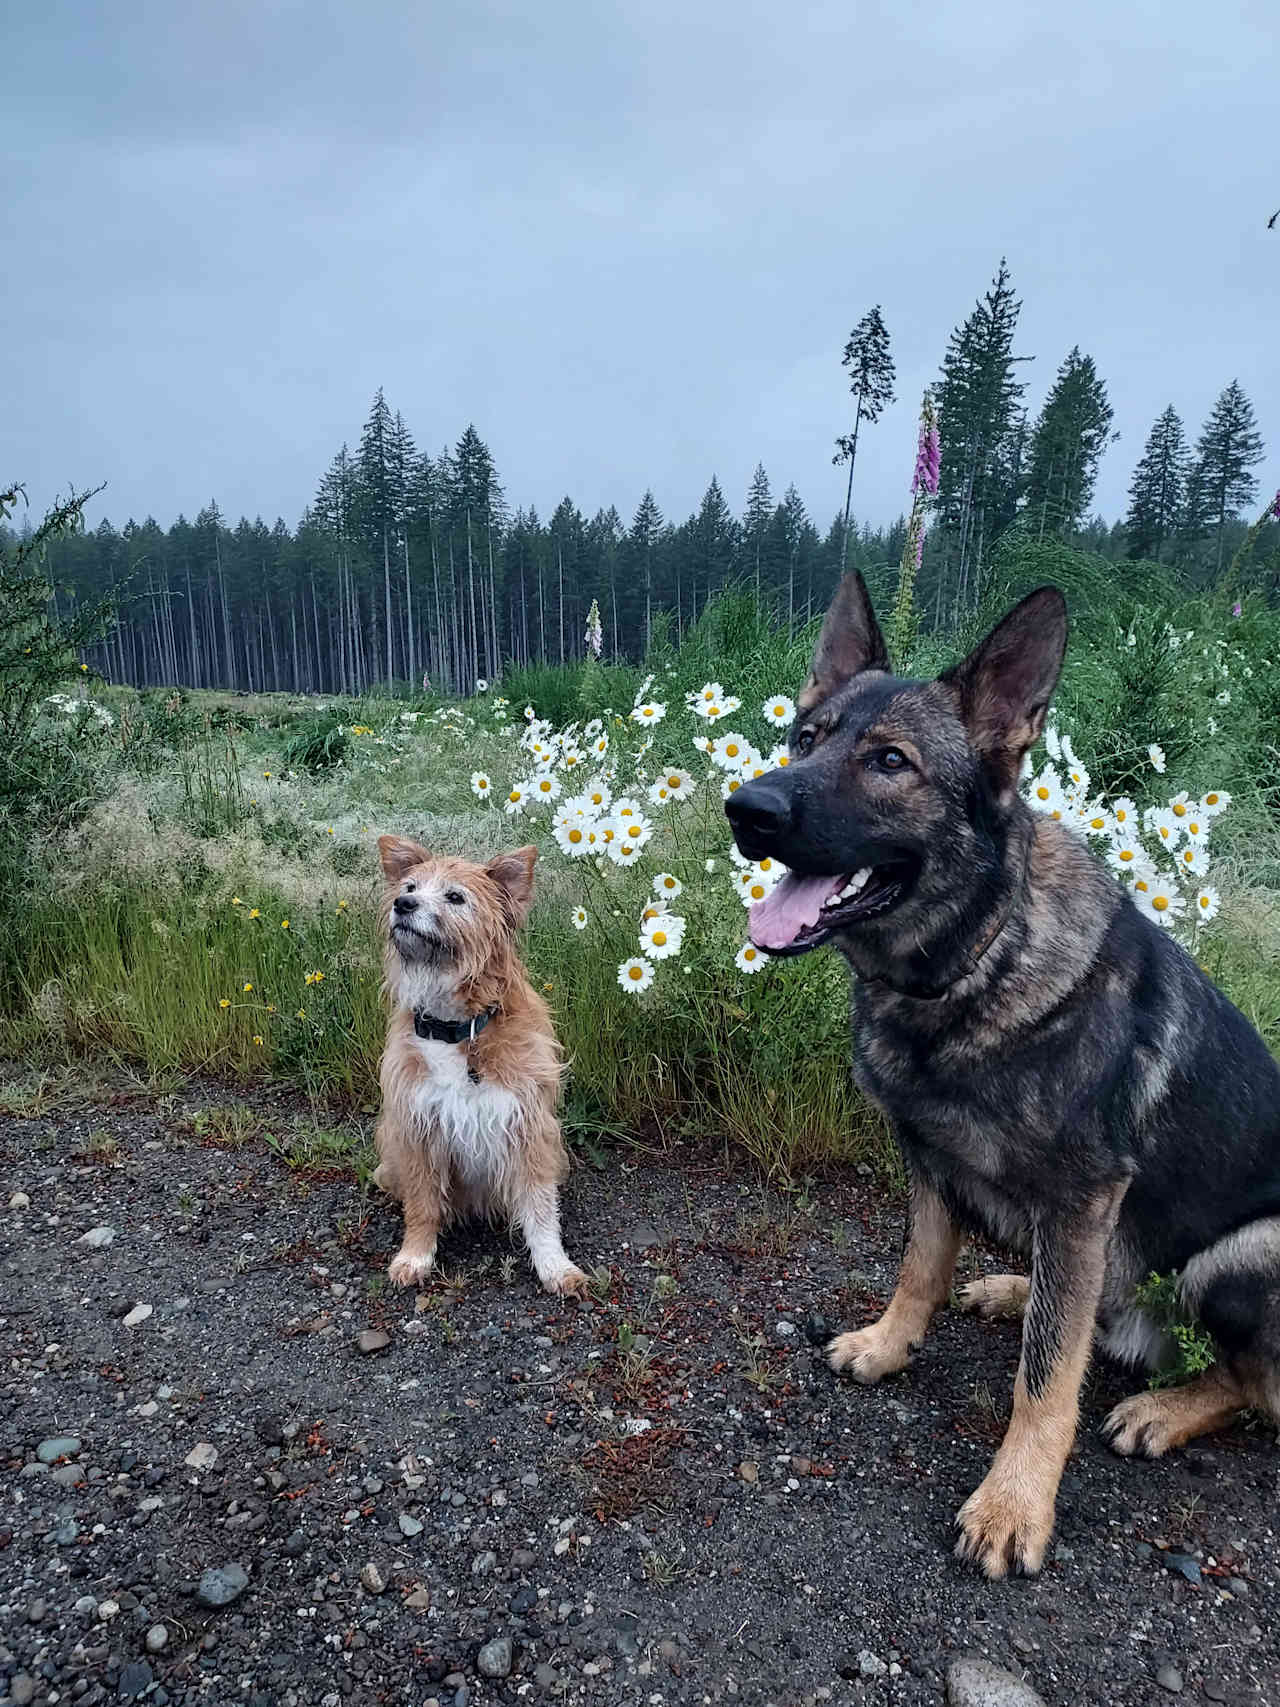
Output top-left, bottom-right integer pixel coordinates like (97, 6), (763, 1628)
(79, 1225), (116, 1248)
(118, 1660), (154, 1698)
(1227, 1575), (1249, 1597)
(1155, 1665), (1184, 1695)
(37, 1435), (83, 1463)
(398, 1512), (424, 1537)
(358, 1327), (391, 1354)
(946, 1656), (1046, 1707)
(1164, 1552), (1201, 1585)
(146, 1623), (169, 1653)
(10, 1675), (37, 1706)
(195, 1563), (249, 1608)
(360, 1562), (388, 1595)
(477, 1635), (513, 1678)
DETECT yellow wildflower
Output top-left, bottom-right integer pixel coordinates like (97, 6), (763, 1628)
(218, 998), (230, 1009)
(242, 982), (253, 993)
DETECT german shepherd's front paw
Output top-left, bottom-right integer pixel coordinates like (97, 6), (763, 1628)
(1102, 1391), (1182, 1458)
(955, 1274), (1030, 1321)
(542, 1262), (588, 1298)
(954, 1474), (1055, 1579)
(388, 1245), (436, 1289)
(827, 1324), (913, 1383)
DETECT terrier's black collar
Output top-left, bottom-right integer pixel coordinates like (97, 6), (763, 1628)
(412, 1005), (499, 1045)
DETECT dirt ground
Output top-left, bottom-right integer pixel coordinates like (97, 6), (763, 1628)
(2, 1074), (1277, 1707)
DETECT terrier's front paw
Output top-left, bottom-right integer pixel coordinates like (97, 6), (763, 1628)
(954, 1473), (1055, 1579)
(543, 1262), (588, 1298)
(387, 1245), (436, 1289)
(827, 1323), (913, 1384)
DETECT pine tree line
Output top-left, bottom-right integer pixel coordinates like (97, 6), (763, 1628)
(21, 271), (1274, 694)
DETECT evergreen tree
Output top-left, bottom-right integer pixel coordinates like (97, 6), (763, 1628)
(626, 491), (663, 651)
(1185, 381), (1265, 574)
(1125, 406), (1187, 563)
(935, 260), (1030, 614)
(1022, 348), (1114, 539)
(742, 463), (773, 599)
(690, 477), (737, 622)
(833, 306), (895, 572)
(357, 388), (398, 683)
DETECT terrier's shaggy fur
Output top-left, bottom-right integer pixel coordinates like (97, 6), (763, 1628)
(372, 835), (586, 1296)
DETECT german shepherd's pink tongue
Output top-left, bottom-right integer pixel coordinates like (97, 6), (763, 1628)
(749, 871), (845, 950)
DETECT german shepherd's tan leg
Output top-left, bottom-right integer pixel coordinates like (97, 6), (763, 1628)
(829, 1178), (961, 1382)
(956, 1274), (1030, 1320)
(955, 1182), (1126, 1578)
(1104, 1368), (1245, 1458)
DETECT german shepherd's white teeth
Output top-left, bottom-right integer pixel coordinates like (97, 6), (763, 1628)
(822, 868), (873, 908)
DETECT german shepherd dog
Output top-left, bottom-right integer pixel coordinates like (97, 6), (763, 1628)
(725, 572), (1280, 1578)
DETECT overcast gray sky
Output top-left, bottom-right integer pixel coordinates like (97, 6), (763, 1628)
(7, 0), (1276, 539)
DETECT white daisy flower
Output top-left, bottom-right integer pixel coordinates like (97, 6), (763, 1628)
(720, 775), (746, 802)
(1175, 843), (1210, 878)
(1111, 797), (1137, 833)
(1106, 841), (1154, 882)
(689, 681), (725, 708)
(1148, 743), (1166, 774)
(1192, 886), (1220, 923)
(762, 694), (796, 727)
(735, 865), (777, 908)
(470, 772), (492, 800)
(1044, 724), (1062, 762)
(766, 744), (792, 769)
(1199, 790), (1230, 817)
(1166, 792), (1195, 823)
(1216, 690), (1231, 706)
(504, 782), (529, 815)
(1024, 764), (1068, 820)
(655, 767), (695, 800)
(617, 957), (654, 995)
(1182, 813), (1210, 845)
(735, 942), (767, 974)
(571, 906), (589, 931)
(653, 872), (683, 900)
(608, 837), (643, 868)
(555, 821), (592, 858)
(591, 734), (609, 758)
(1134, 881), (1185, 927)
(648, 781), (673, 805)
(561, 748), (586, 773)
(630, 702), (666, 725)
(710, 732), (751, 771)
(532, 773), (562, 802)
(583, 719), (603, 739)
(1145, 808), (1183, 852)
(582, 778), (613, 813)
(1077, 802), (1113, 838)
(475, 678), (489, 694)
(640, 914), (685, 960)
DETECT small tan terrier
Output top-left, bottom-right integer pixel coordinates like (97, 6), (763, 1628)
(373, 834), (587, 1296)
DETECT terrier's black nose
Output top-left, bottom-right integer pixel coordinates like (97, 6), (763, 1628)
(393, 894), (419, 916)
(725, 774), (796, 848)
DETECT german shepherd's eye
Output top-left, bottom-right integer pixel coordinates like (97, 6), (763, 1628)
(793, 728), (816, 755)
(873, 747), (909, 774)
(444, 888), (466, 905)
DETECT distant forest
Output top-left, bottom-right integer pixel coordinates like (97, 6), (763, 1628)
(15, 262), (1276, 695)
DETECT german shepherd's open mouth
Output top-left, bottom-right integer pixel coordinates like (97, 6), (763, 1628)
(746, 859), (919, 955)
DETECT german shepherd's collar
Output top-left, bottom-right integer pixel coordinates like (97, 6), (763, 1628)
(726, 569), (1280, 1582)
(412, 1004), (499, 1045)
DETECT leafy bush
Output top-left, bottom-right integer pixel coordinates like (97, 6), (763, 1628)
(1134, 1271), (1217, 1389)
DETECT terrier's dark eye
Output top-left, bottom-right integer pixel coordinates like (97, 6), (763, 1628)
(405, 881), (416, 891)
(444, 889), (466, 905)
(876, 748), (908, 773)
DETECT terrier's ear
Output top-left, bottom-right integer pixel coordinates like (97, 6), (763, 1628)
(378, 834), (430, 883)
(486, 845), (537, 926)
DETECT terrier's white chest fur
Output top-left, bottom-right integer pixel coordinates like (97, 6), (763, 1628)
(407, 1035), (523, 1185)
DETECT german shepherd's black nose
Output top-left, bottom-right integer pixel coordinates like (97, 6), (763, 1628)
(393, 894), (419, 916)
(725, 774), (796, 851)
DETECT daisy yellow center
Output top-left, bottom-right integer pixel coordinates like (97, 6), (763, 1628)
(708, 705), (720, 717)
(725, 743), (739, 758)
(1189, 821), (1201, 835)
(1036, 786), (1050, 801)
(652, 931), (667, 946)
(1172, 803), (1185, 817)
(1199, 895), (1210, 909)
(777, 755), (789, 766)
(568, 829), (582, 844)
(1152, 895), (1169, 912)
(744, 948), (757, 961)
(1089, 817), (1105, 829)
(539, 781), (551, 792)
(1205, 793), (1220, 806)
(628, 965), (644, 981)
(662, 879), (675, 890)
(727, 778), (741, 792)
(1135, 879), (1149, 892)
(773, 705), (784, 717)
(667, 775), (681, 788)
(643, 708), (654, 717)
(478, 778), (487, 788)
(749, 883), (765, 900)
(1118, 849), (1134, 862)
(509, 791), (520, 802)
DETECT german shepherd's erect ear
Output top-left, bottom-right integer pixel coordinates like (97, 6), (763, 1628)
(940, 586), (1068, 802)
(797, 569), (891, 714)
